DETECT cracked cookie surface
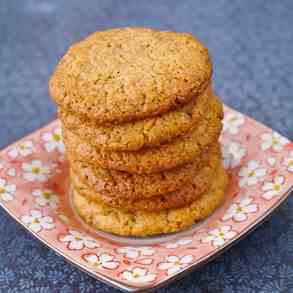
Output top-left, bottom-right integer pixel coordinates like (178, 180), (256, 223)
(49, 27), (212, 124)
(71, 156), (219, 211)
(63, 96), (223, 174)
(70, 143), (220, 199)
(59, 84), (211, 152)
(72, 165), (228, 237)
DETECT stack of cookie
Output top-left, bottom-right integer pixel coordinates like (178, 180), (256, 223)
(49, 28), (228, 237)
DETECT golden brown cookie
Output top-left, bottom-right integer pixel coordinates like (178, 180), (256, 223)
(72, 165), (228, 237)
(63, 95), (223, 174)
(49, 27), (212, 124)
(70, 143), (220, 199)
(71, 156), (218, 211)
(58, 84), (211, 152)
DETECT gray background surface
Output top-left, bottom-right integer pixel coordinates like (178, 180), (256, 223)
(0, 0), (292, 292)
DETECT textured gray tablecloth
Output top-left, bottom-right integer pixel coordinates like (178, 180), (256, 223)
(0, 0), (292, 292)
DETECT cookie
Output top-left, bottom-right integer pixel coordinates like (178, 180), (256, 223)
(49, 27), (212, 124)
(70, 143), (220, 199)
(59, 84), (211, 152)
(72, 165), (228, 236)
(63, 95), (223, 174)
(71, 155), (219, 211)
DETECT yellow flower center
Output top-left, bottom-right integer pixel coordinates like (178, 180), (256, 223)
(175, 260), (181, 266)
(248, 171), (256, 177)
(32, 218), (40, 224)
(274, 184), (281, 192)
(219, 231), (225, 237)
(43, 192), (51, 199)
(0, 187), (6, 194)
(32, 167), (41, 174)
(230, 117), (237, 122)
(74, 236), (82, 241)
(19, 144), (27, 150)
(289, 160), (293, 167)
(53, 133), (61, 141)
(272, 138), (279, 146)
(236, 206), (242, 213)
(94, 261), (102, 267)
(132, 272), (140, 278)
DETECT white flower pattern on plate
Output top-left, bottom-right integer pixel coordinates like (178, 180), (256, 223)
(42, 127), (65, 153)
(222, 196), (258, 222)
(238, 160), (266, 187)
(267, 157), (276, 167)
(22, 160), (50, 182)
(158, 255), (194, 275)
(21, 210), (55, 233)
(8, 141), (34, 158)
(262, 176), (285, 200)
(116, 246), (155, 259)
(261, 132), (289, 152)
(283, 151), (293, 173)
(7, 168), (16, 177)
(0, 178), (16, 202)
(83, 253), (119, 270)
(59, 230), (99, 250)
(120, 267), (156, 283)
(32, 189), (59, 208)
(162, 239), (193, 249)
(223, 113), (245, 135)
(202, 226), (237, 247)
(222, 141), (246, 168)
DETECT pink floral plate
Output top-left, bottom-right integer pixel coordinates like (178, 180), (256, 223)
(0, 105), (292, 292)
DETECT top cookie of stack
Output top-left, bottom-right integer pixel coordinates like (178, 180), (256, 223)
(50, 27), (212, 152)
(49, 27), (226, 237)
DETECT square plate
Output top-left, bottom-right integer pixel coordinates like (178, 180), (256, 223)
(0, 105), (292, 292)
